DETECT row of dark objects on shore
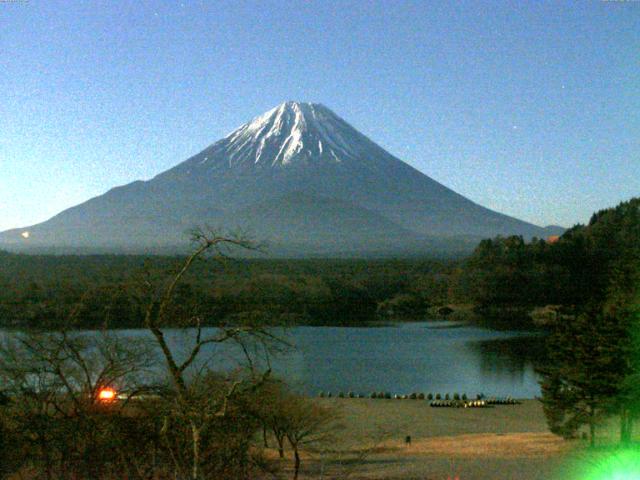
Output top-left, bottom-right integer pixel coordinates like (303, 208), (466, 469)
(430, 398), (520, 408)
(317, 391), (520, 406)
(431, 400), (488, 408)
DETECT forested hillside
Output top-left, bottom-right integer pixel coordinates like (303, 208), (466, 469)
(452, 197), (640, 326)
(0, 254), (453, 328)
(1, 198), (637, 330)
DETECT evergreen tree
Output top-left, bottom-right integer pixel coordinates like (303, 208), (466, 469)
(538, 310), (629, 446)
(605, 291), (640, 445)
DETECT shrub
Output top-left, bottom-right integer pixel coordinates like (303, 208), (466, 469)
(435, 393), (441, 400)
(376, 293), (428, 317)
(445, 393), (450, 400)
(418, 393), (425, 400)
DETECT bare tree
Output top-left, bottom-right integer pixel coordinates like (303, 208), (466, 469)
(284, 397), (338, 480)
(245, 379), (291, 459)
(245, 379), (340, 480)
(0, 328), (156, 479)
(0, 229), (287, 480)
(139, 229), (285, 480)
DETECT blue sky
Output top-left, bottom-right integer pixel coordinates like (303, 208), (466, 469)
(1, 0), (638, 231)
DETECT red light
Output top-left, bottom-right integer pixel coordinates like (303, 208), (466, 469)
(98, 388), (117, 402)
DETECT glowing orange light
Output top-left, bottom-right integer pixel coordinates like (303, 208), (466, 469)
(98, 388), (116, 402)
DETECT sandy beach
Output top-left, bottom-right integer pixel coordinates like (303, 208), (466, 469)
(269, 398), (589, 480)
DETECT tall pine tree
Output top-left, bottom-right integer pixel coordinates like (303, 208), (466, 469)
(539, 310), (628, 446)
(539, 198), (640, 446)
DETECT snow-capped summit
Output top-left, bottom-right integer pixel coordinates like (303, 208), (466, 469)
(193, 101), (379, 169)
(0, 102), (563, 255)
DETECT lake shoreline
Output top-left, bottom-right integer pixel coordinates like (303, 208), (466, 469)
(1, 321), (546, 399)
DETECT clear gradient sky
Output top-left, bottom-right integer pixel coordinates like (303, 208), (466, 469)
(1, 0), (639, 232)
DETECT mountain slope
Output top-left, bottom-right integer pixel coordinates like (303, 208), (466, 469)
(1, 101), (560, 255)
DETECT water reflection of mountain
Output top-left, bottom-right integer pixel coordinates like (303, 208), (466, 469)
(468, 335), (549, 383)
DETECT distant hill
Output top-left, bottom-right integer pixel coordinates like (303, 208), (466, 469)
(0, 101), (563, 256)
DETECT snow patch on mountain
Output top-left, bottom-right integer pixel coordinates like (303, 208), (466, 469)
(203, 101), (363, 168)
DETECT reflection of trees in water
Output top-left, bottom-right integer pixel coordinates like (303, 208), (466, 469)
(469, 335), (549, 382)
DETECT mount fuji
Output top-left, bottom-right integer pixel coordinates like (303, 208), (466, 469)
(0, 102), (563, 255)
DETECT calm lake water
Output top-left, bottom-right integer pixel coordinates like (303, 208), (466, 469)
(277, 321), (546, 398)
(54, 321), (545, 399)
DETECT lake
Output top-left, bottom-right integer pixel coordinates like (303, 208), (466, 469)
(61, 321), (546, 399)
(277, 321), (546, 398)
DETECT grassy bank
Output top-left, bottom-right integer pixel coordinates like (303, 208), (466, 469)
(266, 398), (638, 480)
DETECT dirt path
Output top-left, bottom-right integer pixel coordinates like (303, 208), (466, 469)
(381, 432), (567, 458)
